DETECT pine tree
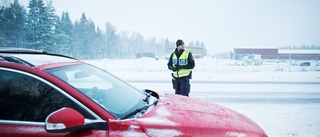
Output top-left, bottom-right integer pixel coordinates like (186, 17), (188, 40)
(71, 21), (81, 57)
(86, 20), (97, 59)
(71, 13), (98, 59)
(148, 37), (157, 52)
(164, 38), (170, 48)
(130, 31), (144, 57)
(43, 0), (58, 52)
(200, 42), (207, 55)
(188, 41), (194, 47)
(93, 26), (106, 59)
(195, 41), (200, 47)
(105, 22), (118, 58)
(26, 0), (57, 52)
(0, 0), (27, 48)
(0, 6), (6, 47)
(9, 0), (27, 48)
(55, 11), (73, 55)
(26, 0), (46, 49)
(118, 31), (131, 59)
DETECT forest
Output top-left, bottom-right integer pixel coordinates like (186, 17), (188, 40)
(0, 0), (207, 59)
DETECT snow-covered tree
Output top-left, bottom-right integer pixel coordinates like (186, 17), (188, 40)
(26, 0), (57, 52)
(118, 31), (131, 58)
(130, 31), (144, 55)
(71, 13), (89, 58)
(146, 37), (156, 52)
(105, 22), (118, 58)
(195, 41), (200, 47)
(0, 6), (6, 47)
(92, 26), (106, 59)
(0, 0), (207, 59)
(200, 42), (207, 55)
(0, 0), (27, 47)
(71, 13), (98, 59)
(71, 21), (81, 57)
(55, 11), (73, 55)
(86, 20), (98, 59)
(43, 0), (58, 52)
(188, 41), (195, 47)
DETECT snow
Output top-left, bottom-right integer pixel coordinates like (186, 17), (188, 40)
(137, 106), (177, 126)
(84, 57), (320, 137)
(86, 57), (320, 83)
(145, 128), (181, 137)
(226, 132), (247, 137)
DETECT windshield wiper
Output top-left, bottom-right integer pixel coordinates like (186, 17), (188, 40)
(143, 92), (151, 104)
(121, 99), (158, 120)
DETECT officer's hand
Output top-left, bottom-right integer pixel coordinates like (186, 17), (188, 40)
(172, 66), (178, 71)
(175, 65), (182, 71)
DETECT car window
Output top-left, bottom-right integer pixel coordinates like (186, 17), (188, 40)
(0, 69), (95, 122)
(46, 64), (147, 119)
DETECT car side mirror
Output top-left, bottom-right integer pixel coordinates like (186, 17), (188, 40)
(45, 107), (85, 133)
(45, 107), (108, 133)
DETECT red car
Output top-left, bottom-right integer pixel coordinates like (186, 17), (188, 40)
(0, 48), (268, 137)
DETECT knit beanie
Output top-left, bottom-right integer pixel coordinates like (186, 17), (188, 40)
(176, 39), (184, 47)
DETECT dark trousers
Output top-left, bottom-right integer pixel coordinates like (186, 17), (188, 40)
(174, 77), (190, 96)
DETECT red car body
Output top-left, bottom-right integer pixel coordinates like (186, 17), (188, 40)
(0, 49), (268, 137)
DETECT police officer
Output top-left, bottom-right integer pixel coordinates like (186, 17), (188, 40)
(167, 39), (195, 96)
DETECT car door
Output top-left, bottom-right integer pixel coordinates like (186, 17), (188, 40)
(0, 68), (108, 137)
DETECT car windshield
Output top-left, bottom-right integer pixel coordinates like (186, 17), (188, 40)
(45, 64), (147, 119)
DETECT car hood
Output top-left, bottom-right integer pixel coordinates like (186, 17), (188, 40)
(135, 93), (267, 137)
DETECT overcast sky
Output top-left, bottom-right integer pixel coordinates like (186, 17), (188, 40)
(16, 0), (320, 54)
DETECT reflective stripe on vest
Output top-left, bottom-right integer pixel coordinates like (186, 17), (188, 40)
(172, 50), (192, 78)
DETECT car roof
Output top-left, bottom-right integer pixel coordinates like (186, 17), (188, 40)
(0, 48), (80, 69)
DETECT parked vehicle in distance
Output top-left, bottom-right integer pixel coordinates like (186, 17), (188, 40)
(192, 54), (204, 59)
(0, 48), (268, 137)
(300, 62), (311, 66)
(136, 52), (158, 60)
(234, 60), (248, 66)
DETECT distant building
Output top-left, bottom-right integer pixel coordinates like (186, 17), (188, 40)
(278, 50), (320, 60)
(232, 48), (320, 60)
(233, 48), (278, 60)
(136, 52), (157, 59)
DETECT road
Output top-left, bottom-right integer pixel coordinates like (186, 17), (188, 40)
(130, 81), (320, 137)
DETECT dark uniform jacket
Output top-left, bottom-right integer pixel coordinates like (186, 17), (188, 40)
(167, 48), (195, 78)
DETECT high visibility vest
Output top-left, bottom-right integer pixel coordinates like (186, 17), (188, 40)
(172, 50), (192, 78)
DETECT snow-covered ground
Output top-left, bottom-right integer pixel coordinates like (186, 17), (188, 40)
(84, 57), (320, 137)
(85, 57), (320, 83)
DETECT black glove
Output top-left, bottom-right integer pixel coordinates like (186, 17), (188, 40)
(173, 65), (183, 71)
(172, 66), (178, 71)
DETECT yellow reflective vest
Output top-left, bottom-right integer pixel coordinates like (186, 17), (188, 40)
(172, 50), (192, 78)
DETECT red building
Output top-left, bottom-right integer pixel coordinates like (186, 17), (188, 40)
(233, 48), (320, 60)
(278, 50), (320, 60)
(233, 48), (278, 59)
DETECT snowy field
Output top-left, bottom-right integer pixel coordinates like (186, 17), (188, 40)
(84, 57), (320, 137)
